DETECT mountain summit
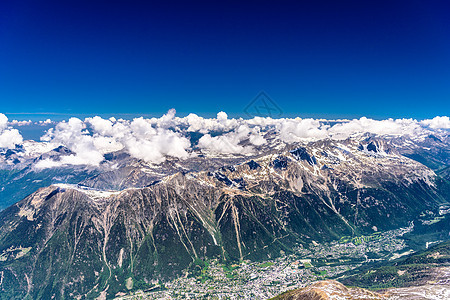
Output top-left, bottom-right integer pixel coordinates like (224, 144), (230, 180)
(0, 132), (449, 298)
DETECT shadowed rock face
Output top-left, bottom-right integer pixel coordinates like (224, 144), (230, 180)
(0, 137), (449, 299)
(289, 147), (317, 165)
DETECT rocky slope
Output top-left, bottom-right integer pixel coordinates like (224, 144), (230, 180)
(0, 137), (449, 299)
(273, 240), (450, 300)
(0, 138), (449, 299)
(271, 280), (388, 300)
(340, 240), (450, 292)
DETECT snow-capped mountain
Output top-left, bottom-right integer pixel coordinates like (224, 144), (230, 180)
(0, 112), (449, 298)
(0, 129), (449, 298)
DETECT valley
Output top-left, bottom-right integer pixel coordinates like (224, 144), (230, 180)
(0, 116), (449, 299)
(116, 223), (417, 299)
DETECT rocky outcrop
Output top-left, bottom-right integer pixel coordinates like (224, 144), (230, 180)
(271, 280), (388, 300)
(0, 137), (448, 299)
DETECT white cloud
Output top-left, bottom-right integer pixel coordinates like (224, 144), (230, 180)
(277, 118), (329, 142)
(0, 114), (8, 131)
(248, 127), (267, 146)
(0, 114), (24, 149)
(9, 120), (32, 126)
(36, 111), (192, 167)
(37, 117), (105, 168)
(176, 111), (241, 134)
(124, 128), (190, 163)
(0, 128), (23, 149)
(198, 134), (249, 154)
(86, 116), (115, 135)
(157, 108), (177, 128)
(197, 124), (266, 154)
(327, 117), (424, 140)
(217, 111), (228, 122)
(1, 110), (450, 168)
(183, 113), (208, 133)
(421, 116), (450, 129)
(246, 116), (278, 128)
(40, 119), (53, 125)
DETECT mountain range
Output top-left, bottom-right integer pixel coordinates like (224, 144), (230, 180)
(0, 115), (449, 299)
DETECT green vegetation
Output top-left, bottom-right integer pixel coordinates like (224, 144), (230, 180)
(260, 261), (274, 268)
(423, 216), (445, 225)
(188, 259), (213, 283)
(340, 240), (450, 290)
(339, 232), (382, 245)
(1, 146), (449, 298)
(222, 264), (238, 279)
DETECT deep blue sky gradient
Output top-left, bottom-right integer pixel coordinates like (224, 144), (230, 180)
(1, 0), (449, 119)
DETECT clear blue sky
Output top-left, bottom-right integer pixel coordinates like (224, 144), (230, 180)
(1, 0), (449, 120)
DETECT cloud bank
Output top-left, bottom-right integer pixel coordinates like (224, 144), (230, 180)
(0, 114), (24, 149)
(36, 111), (191, 168)
(1, 111), (449, 168)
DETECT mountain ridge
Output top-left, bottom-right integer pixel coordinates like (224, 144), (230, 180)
(0, 134), (449, 298)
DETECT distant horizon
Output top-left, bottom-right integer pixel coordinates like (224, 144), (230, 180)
(3, 109), (450, 123)
(2, 1), (450, 119)
(2, 110), (449, 143)
(1, 2), (450, 299)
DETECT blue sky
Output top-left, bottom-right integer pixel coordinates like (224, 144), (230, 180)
(1, 0), (449, 120)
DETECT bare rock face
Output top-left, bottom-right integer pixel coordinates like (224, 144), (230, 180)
(274, 269), (450, 300)
(271, 280), (388, 300)
(0, 137), (449, 299)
